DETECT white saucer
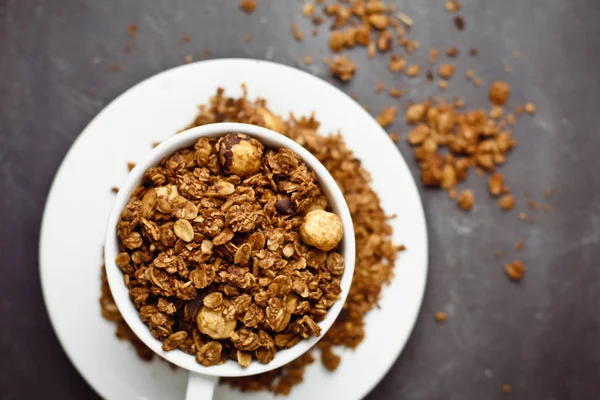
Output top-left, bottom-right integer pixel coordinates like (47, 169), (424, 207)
(39, 59), (428, 400)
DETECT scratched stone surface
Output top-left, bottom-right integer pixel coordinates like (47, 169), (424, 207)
(1, 0), (599, 399)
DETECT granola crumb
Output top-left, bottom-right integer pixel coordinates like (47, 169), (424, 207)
(504, 65), (512, 73)
(152, 141), (161, 148)
(488, 173), (504, 196)
(111, 64), (120, 72)
(302, 55), (313, 65)
(454, 15), (465, 30)
(457, 190), (474, 211)
(389, 133), (400, 142)
(502, 384), (512, 394)
(111, 187), (119, 194)
(466, 69), (475, 79)
(406, 64), (421, 77)
(428, 48), (440, 64)
(447, 46), (458, 57)
(494, 249), (503, 258)
(180, 34), (191, 44)
(291, 23), (304, 41)
(474, 77), (482, 87)
(512, 51), (520, 59)
(544, 188), (552, 198)
(326, 56), (357, 82)
(469, 48), (478, 56)
(444, 0), (461, 12)
(127, 162), (136, 172)
(438, 64), (456, 79)
(505, 261), (525, 281)
(184, 54), (193, 63)
(489, 81), (510, 105)
(388, 88), (402, 98)
(524, 102), (536, 115)
(434, 311), (447, 323)
(376, 106), (398, 127)
(438, 80), (448, 90)
(515, 240), (524, 251)
(243, 33), (252, 44)
(303, 2), (315, 17)
(128, 24), (137, 37)
(240, 0), (257, 13)
(498, 194), (515, 211)
(376, 82), (384, 93)
(519, 212), (527, 221)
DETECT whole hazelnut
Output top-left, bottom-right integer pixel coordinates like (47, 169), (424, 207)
(217, 133), (264, 177)
(300, 210), (343, 251)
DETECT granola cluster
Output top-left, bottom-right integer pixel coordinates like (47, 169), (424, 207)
(101, 86), (402, 394)
(114, 131), (346, 367)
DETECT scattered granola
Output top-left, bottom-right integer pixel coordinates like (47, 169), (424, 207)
(505, 260), (525, 281)
(114, 131), (346, 367)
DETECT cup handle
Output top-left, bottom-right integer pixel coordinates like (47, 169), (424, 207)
(185, 372), (218, 400)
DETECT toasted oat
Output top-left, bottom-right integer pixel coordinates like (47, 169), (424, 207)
(505, 261), (525, 281)
(240, 0), (257, 13)
(395, 11), (413, 28)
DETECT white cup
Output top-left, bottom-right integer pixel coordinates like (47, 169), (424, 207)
(105, 122), (356, 399)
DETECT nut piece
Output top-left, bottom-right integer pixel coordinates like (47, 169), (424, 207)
(173, 219), (194, 242)
(237, 350), (252, 368)
(300, 210), (343, 251)
(489, 81), (510, 105)
(217, 133), (264, 177)
(196, 306), (236, 339)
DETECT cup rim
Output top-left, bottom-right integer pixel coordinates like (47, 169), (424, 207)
(104, 122), (356, 377)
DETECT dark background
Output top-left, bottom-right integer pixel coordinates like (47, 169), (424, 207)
(2, 0), (600, 399)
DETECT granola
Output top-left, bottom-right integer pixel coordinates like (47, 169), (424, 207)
(114, 131), (346, 368)
(101, 87), (403, 394)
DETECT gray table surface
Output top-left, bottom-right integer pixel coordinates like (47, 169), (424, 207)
(2, 0), (599, 399)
